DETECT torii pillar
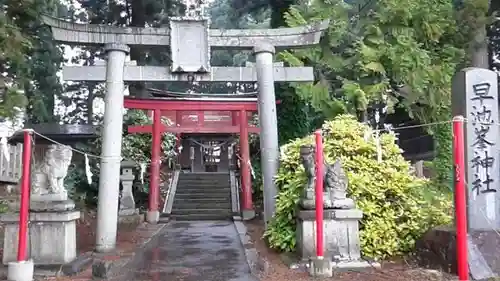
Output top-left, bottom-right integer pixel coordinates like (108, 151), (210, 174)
(238, 110), (253, 219)
(96, 43), (129, 252)
(254, 43), (279, 223)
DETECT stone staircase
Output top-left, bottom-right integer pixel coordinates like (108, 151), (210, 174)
(170, 173), (233, 220)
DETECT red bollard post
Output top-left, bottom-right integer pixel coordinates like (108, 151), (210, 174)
(17, 130), (32, 261)
(314, 130), (324, 258)
(452, 116), (469, 281)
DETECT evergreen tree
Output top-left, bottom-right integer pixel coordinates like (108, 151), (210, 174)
(489, 0), (500, 70)
(0, 0), (64, 123)
(0, 1), (31, 121)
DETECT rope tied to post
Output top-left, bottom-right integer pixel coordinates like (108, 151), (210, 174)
(236, 153), (255, 179)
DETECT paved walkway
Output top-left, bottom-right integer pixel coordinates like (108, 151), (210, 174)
(119, 221), (257, 281)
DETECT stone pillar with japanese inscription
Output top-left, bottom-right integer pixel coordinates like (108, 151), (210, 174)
(452, 67), (500, 230)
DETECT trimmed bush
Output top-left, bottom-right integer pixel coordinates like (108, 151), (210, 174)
(264, 115), (452, 259)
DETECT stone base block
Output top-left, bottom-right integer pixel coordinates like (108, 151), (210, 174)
(9, 200), (75, 213)
(241, 209), (256, 221)
(118, 211), (143, 225)
(0, 211), (81, 265)
(118, 208), (139, 217)
(7, 260), (34, 281)
(30, 192), (68, 202)
(416, 225), (500, 278)
(297, 209), (362, 261)
(146, 210), (159, 224)
(301, 194), (355, 210)
(334, 259), (379, 272)
(308, 257), (333, 277)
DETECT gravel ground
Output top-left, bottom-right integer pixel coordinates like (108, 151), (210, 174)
(244, 219), (459, 281)
(74, 209), (141, 254)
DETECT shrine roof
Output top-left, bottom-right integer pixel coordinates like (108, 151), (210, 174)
(9, 124), (98, 145)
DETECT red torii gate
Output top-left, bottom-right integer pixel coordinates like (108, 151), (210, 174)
(123, 97), (268, 219)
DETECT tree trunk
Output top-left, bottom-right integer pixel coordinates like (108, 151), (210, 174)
(87, 84), (95, 124)
(470, 0), (492, 68)
(471, 26), (490, 68)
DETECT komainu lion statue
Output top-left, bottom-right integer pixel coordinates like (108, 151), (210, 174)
(299, 144), (354, 209)
(31, 144), (73, 195)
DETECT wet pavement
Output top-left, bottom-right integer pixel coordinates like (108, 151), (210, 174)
(117, 220), (258, 281)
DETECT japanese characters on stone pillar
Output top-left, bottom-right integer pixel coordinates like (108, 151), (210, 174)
(452, 67), (500, 230)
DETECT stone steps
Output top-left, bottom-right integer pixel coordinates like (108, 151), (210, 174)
(176, 182), (230, 188)
(178, 173), (230, 180)
(176, 187), (231, 194)
(177, 178), (230, 183)
(169, 212), (232, 221)
(171, 173), (233, 220)
(179, 177), (229, 183)
(174, 197), (229, 203)
(175, 193), (231, 199)
(174, 201), (231, 210)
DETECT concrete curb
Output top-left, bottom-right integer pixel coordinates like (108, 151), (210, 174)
(92, 223), (168, 279)
(233, 221), (269, 279)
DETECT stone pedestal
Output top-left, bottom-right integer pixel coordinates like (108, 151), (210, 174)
(30, 190), (68, 202)
(0, 199), (80, 265)
(297, 208), (376, 270)
(297, 209), (362, 261)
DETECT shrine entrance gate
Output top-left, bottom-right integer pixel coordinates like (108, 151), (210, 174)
(124, 96), (267, 219)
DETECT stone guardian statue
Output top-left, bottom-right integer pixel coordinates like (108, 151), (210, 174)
(31, 144), (73, 200)
(299, 145), (355, 209)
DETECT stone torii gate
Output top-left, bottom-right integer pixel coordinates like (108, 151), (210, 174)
(42, 7), (327, 252)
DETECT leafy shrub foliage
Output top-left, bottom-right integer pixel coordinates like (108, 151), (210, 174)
(264, 115), (452, 258)
(65, 110), (177, 205)
(121, 110), (177, 166)
(427, 123), (453, 191)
